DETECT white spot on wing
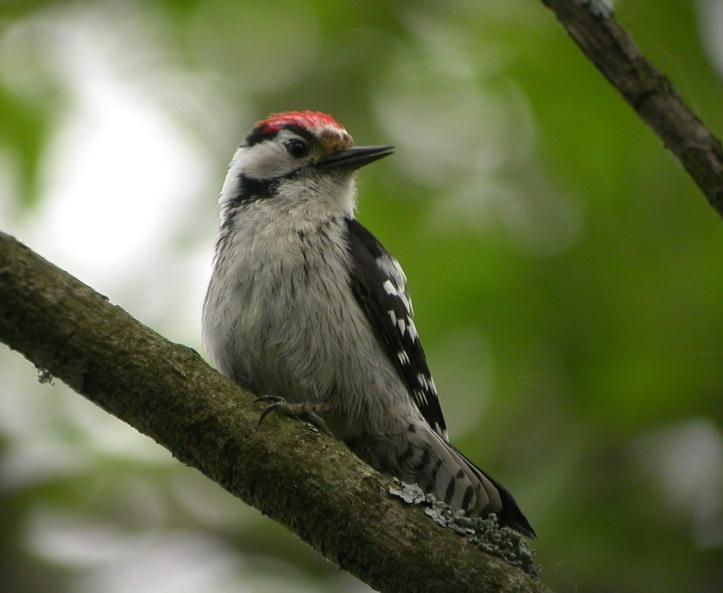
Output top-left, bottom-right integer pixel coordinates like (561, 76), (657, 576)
(429, 377), (438, 394)
(376, 255), (407, 284)
(383, 280), (398, 296)
(407, 318), (417, 340)
(415, 389), (428, 405)
(388, 310), (396, 324)
(397, 318), (406, 335)
(377, 255), (413, 314)
(417, 373), (428, 390)
(397, 350), (410, 365)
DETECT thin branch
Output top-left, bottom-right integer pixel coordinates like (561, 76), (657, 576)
(0, 231), (549, 593)
(542, 0), (723, 218)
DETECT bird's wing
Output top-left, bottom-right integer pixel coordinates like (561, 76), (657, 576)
(345, 218), (448, 440)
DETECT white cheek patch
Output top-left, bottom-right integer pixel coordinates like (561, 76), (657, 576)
(239, 142), (295, 180)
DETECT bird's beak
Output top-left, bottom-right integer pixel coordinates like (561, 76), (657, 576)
(316, 145), (394, 171)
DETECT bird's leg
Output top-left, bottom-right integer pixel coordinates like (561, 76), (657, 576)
(254, 395), (333, 436)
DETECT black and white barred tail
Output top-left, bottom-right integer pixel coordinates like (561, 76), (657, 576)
(349, 423), (536, 538)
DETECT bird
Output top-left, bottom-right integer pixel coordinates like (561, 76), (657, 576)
(202, 110), (535, 538)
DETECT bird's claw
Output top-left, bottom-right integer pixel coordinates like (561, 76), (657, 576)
(254, 395), (285, 406)
(257, 400), (286, 425)
(254, 395), (333, 436)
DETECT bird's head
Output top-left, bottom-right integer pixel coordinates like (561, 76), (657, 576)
(219, 111), (393, 217)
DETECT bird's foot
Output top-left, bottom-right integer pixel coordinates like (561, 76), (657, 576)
(254, 395), (333, 436)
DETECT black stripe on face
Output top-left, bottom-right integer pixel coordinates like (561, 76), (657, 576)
(282, 125), (316, 144)
(237, 174), (278, 199)
(244, 126), (271, 147)
(220, 175), (279, 228)
(225, 165), (306, 210)
(244, 123), (316, 147)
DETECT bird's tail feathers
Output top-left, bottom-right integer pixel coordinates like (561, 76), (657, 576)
(395, 425), (536, 538)
(449, 442), (536, 538)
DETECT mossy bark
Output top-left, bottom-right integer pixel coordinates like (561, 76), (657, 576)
(543, 0), (723, 218)
(0, 231), (550, 593)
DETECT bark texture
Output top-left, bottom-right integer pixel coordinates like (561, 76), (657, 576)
(0, 231), (549, 592)
(542, 0), (723, 218)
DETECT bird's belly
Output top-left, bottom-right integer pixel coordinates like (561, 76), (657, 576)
(204, 248), (410, 439)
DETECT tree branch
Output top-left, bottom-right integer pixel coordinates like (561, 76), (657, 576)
(0, 231), (549, 593)
(542, 0), (723, 218)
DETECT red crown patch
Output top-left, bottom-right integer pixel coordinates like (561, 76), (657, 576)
(255, 110), (345, 135)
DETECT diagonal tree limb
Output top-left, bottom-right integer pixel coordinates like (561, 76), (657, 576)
(542, 0), (723, 218)
(0, 231), (549, 593)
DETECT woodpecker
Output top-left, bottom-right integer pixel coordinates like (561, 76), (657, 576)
(202, 111), (535, 537)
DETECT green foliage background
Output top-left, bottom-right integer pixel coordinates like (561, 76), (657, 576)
(1, 1), (722, 592)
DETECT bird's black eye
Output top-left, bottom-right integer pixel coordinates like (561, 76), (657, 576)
(285, 139), (310, 158)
